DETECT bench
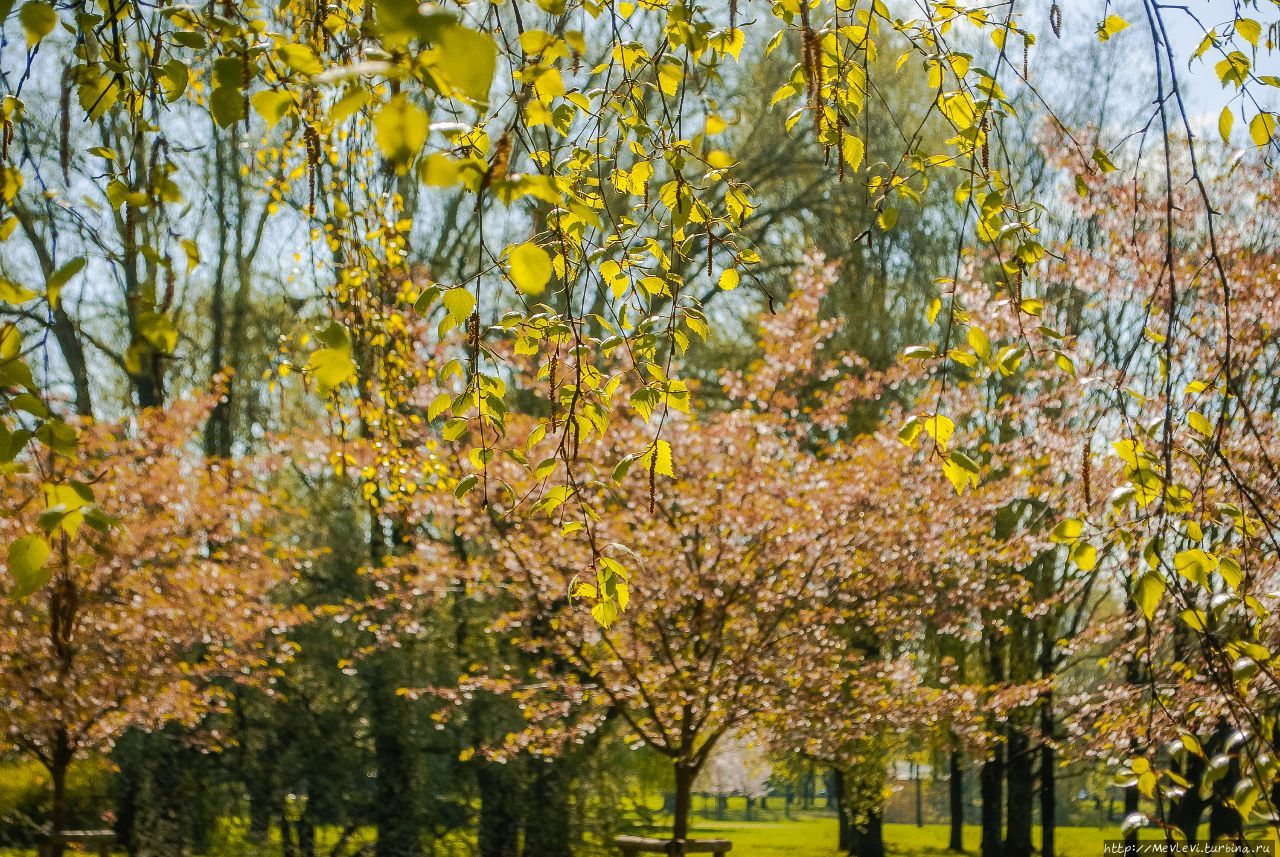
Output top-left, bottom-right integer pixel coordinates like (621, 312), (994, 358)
(36, 830), (116, 857)
(614, 835), (733, 856)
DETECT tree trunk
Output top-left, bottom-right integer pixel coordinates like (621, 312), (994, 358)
(1040, 695), (1055, 857)
(1122, 783), (1140, 849)
(1168, 751), (1205, 844)
(477, 763), (520, 857)
(672, 762), (697, 844)
(949, 749), (964, 852)
(850, 808), (884, 857)
(12, 209), (94, 419)
(1039, 624), (1057, 857)
(297, 815), (316, 857)
(982, 623), (1005, 857)
(1004, 725), (1033, 857)
(833, 769), (851, 852)
(980, 742), (1003, 857)
(1208, 732), (1243, 844)
(915, 763), (924, 827)
(366, 655), (420, 857)
(246, 782), (272, 845)
(280, 811), (296, 857)
(48, 727), (72, 857)
(522, 759), (571, 857)
(204, 121), (232, 458)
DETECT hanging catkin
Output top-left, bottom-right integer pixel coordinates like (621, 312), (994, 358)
(980, 115), (990, 172)
(549, 350), (558, 430)
(304, 123), (321, 218)
(59, 75), (72, 183)
(1082, 441), (1093, 509)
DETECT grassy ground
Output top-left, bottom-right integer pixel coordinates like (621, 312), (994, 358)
(0, 818), (1117, 857)
(678, 818), (1112, 857)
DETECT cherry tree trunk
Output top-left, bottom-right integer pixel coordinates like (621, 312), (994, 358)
(671, 763), (697, 843)
(949, 750), (964, 852)
(832, 769), (850, 852)
(477, 763), (521, 857)
(981, 625), (1005, 857)
(365, 655), (421, 857)
(49, 727), (72, 857)
(850, 808), (884, 857)
(522, 759), (571, 857)
(1039, 700), (1056, 857)
(1004, 725), (1034, 857)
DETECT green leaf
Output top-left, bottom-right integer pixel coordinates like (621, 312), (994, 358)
(160, 60), (189, 102)
(1174, 548), (1217, 587)
(442, 287), (475, 322)
(640, 438), (674, 479)
(1070, 541), (1097, 571)
(941, 450), (980, 494)
(8, 533), (51, 598)
(1188, 410), (1213, 437)
(0, 278), (38, 304)
(45, 257), (84, 308)
(211, 86), (246, 127)
(1092, 147), (1118, 173)
(137, 311), (177, 354)
(1096, 14), (1129, 42)
(1179, 608), (1209, 632)
(35, 420), (77, 455)
(923, 413), (954, 449)
(1235, 782), (1261, 822)
(1236, 18), (1261, 47)
(876, 207), (898, 231)
(1219, 557), (1243, 591)
(278, 43), (323, 75)
(1249, 112), (1276, 147)
(427, 393), (452, 421)
(430, 22), (498, 106)
(591, 599), (619, 628)
(611, 453), (639, 483)
(508, 242), (552, 296)
(418, 154), (461, 187)
(1051, 518), (1083, 544)
(374, 94), (428, 170)
(454, 474), (479, 499)
(19, 1), (56, 46)
(967, 326), (991, 361)
(1135, 572), (1165, 620)
(996, 345), (1024, 376)
(840, 133), (865, 172)
(11, 392), (47, 418)
(1216, 51), (1250, 88)
(306, 323), (356, 393)
(897, 415), (923, 446)
(251, 91), (295, 127)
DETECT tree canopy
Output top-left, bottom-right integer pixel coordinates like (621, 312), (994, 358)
(3, 0), (1280, 854)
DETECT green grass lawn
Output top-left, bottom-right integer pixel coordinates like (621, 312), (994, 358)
(0, 818), (1118, 857)
(680, 818), (1112, 857)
